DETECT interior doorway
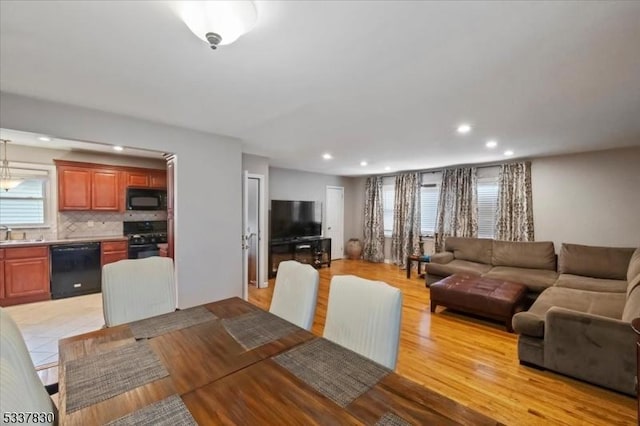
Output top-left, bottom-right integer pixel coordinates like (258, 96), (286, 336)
(325, 186), (344, 260)
(243, 172), (266, 300)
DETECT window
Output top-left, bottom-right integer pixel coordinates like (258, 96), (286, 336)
(477, 179), (499, 238)
(0, 177), (47, 226)
(382, 183), (394, 237)
(420, 184), (439, 236)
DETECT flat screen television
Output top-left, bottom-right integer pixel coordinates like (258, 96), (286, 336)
(270, 200), (322, 241)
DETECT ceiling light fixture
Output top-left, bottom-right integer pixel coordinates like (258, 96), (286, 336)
(504, 150), (514, 156)
(322, 153), (332, 160)
(0, 139), (22, 191)
(485, 140), (498, 148)
(38, 136), (51, 142)
(360, 161), (368, 167)
(113, 146), (124, 152)
(384, 166), (391, 171)
(178, 1), (257, 50)
(457, 123), (472, 134)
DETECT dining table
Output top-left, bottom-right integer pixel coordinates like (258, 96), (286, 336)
(58, 297), (501, 425)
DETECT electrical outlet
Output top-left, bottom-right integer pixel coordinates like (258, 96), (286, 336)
(87, 220), (94, 227)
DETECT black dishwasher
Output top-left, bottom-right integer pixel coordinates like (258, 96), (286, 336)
(50, 242), (102, 299)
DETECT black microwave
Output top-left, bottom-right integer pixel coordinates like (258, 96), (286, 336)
(126, 188), (167, 211)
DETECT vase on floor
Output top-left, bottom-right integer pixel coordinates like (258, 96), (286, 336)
(346, 238), (362, 260)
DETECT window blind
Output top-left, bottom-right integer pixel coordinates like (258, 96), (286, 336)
(477, 180), (499, 238)
(0, 178), (46, 225)
(382, 183), (394, 235)
(420, 184), (439, 236)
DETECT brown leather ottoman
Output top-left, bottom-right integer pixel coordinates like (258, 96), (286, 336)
(430, 274), (527, 332)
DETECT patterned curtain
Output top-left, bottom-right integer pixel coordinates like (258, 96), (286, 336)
(391, 173), (421, 269)
(362, 176), (385, 262)
(435, 167), (478, 252)
(496, 162), (534, 241)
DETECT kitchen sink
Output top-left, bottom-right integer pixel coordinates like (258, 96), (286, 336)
(0, 239), (46, 245)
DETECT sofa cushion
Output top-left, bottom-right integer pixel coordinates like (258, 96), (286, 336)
(512, 287), (626, 338)
(622, 276), (640, 322)
(555, 274), (627, 293)
(558, 243), (635, 280)
(483, 266), (558, 293)
(427, 259), (492, 278)
(628, 248), (640, 283)
(444, 237), (492, 265)
(492, 240), (556, 271)
(430, 251), (454, 264)
(628, 273), (640, 298)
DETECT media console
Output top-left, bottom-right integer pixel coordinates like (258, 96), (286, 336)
(269, 237), (331, 278)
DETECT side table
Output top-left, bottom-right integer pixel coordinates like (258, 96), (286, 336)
(407, 255), (430, 279)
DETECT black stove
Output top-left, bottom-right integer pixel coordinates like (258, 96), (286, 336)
(123, 221), (168, 259)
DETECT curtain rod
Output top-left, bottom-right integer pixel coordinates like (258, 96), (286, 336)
(373, 157), (531, 179)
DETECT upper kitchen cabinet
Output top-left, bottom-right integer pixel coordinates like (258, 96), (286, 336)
(126, 170), (167, 189)
(56, 161), (121, 211)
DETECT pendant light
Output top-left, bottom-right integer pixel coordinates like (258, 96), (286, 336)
(0, 139), (22, 191)
(178, 1), (257, 49)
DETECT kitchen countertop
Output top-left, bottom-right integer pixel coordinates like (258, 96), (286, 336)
(0, 235), (128, 248)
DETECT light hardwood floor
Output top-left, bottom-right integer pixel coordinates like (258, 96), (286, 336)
(249, 259), (636, 426)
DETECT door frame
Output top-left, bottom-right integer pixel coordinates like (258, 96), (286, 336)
(325, 185), (344, 260)
(243, 172), (267, 301)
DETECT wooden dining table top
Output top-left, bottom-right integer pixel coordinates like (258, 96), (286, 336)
(58, 297), (501, 425)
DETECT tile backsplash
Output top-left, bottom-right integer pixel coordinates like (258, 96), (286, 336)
(58, 211), (168, 238)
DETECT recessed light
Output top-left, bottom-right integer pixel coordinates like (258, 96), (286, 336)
(322, 153), (332, 160)
(384, 166), (391, 171)
(485, 140), (498, 148)
(38, 136), (51, 142)
(457, 123), (472, 134)
(504, 150), (514, 156)
(360, 161), (368, 167)
(113, 146), (124, 152)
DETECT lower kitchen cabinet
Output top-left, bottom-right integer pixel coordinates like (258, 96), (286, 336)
(101, 240), (128, 266)
(0, 246), (51, 307)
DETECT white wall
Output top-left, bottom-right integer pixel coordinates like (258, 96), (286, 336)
(532, 146), (640, 249)
(269, 167), (362, 253)
(0, 92), (243, 308)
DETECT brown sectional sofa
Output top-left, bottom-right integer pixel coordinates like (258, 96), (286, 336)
(427, 237), (640, 394)
(513, 244), (640, 395)
(427, 237), (559, 300)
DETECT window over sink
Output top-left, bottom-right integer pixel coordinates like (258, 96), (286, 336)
(0, 165), (52, 228)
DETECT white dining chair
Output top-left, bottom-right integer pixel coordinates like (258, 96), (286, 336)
(323, 275), (403, 370)
(0, 308), (57, 424)
(269, 260), (319, 330)
(102, 257), (176, 327)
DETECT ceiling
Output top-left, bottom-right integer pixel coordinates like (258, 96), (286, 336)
(1, 1), (639, 176)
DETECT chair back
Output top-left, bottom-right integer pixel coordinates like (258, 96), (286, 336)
(269, 260), (319, 330)
(323, 275), (403, 369)
(0, 308), (56, 423)
(102, 257), (176, 327)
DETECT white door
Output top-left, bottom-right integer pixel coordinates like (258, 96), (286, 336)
(243, 172), (266, 301)
(325, 186), (344, 260)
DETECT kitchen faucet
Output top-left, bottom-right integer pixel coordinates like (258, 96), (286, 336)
(0, 225), (10, 240)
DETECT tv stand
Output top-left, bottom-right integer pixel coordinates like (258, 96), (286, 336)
(269, 237), (331, 278)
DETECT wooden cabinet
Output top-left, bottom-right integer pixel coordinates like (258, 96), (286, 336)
(92, 169), (121, 211)
(0, 249), (4, 300)
(58, 166), (92, 210)
(150, 171), (167, 189)
(126, 172), (150, 188)
(101, 240), (128, 266)
(0, 246), (50, 307)
(57, 162), (122, 211)
(126, 170), (167, 189)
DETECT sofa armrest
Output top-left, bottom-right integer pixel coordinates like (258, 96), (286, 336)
(430, 251), (454, 264)
(545, 307), (636, 395)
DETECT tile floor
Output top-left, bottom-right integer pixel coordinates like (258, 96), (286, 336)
(4, 293), (105, 367)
